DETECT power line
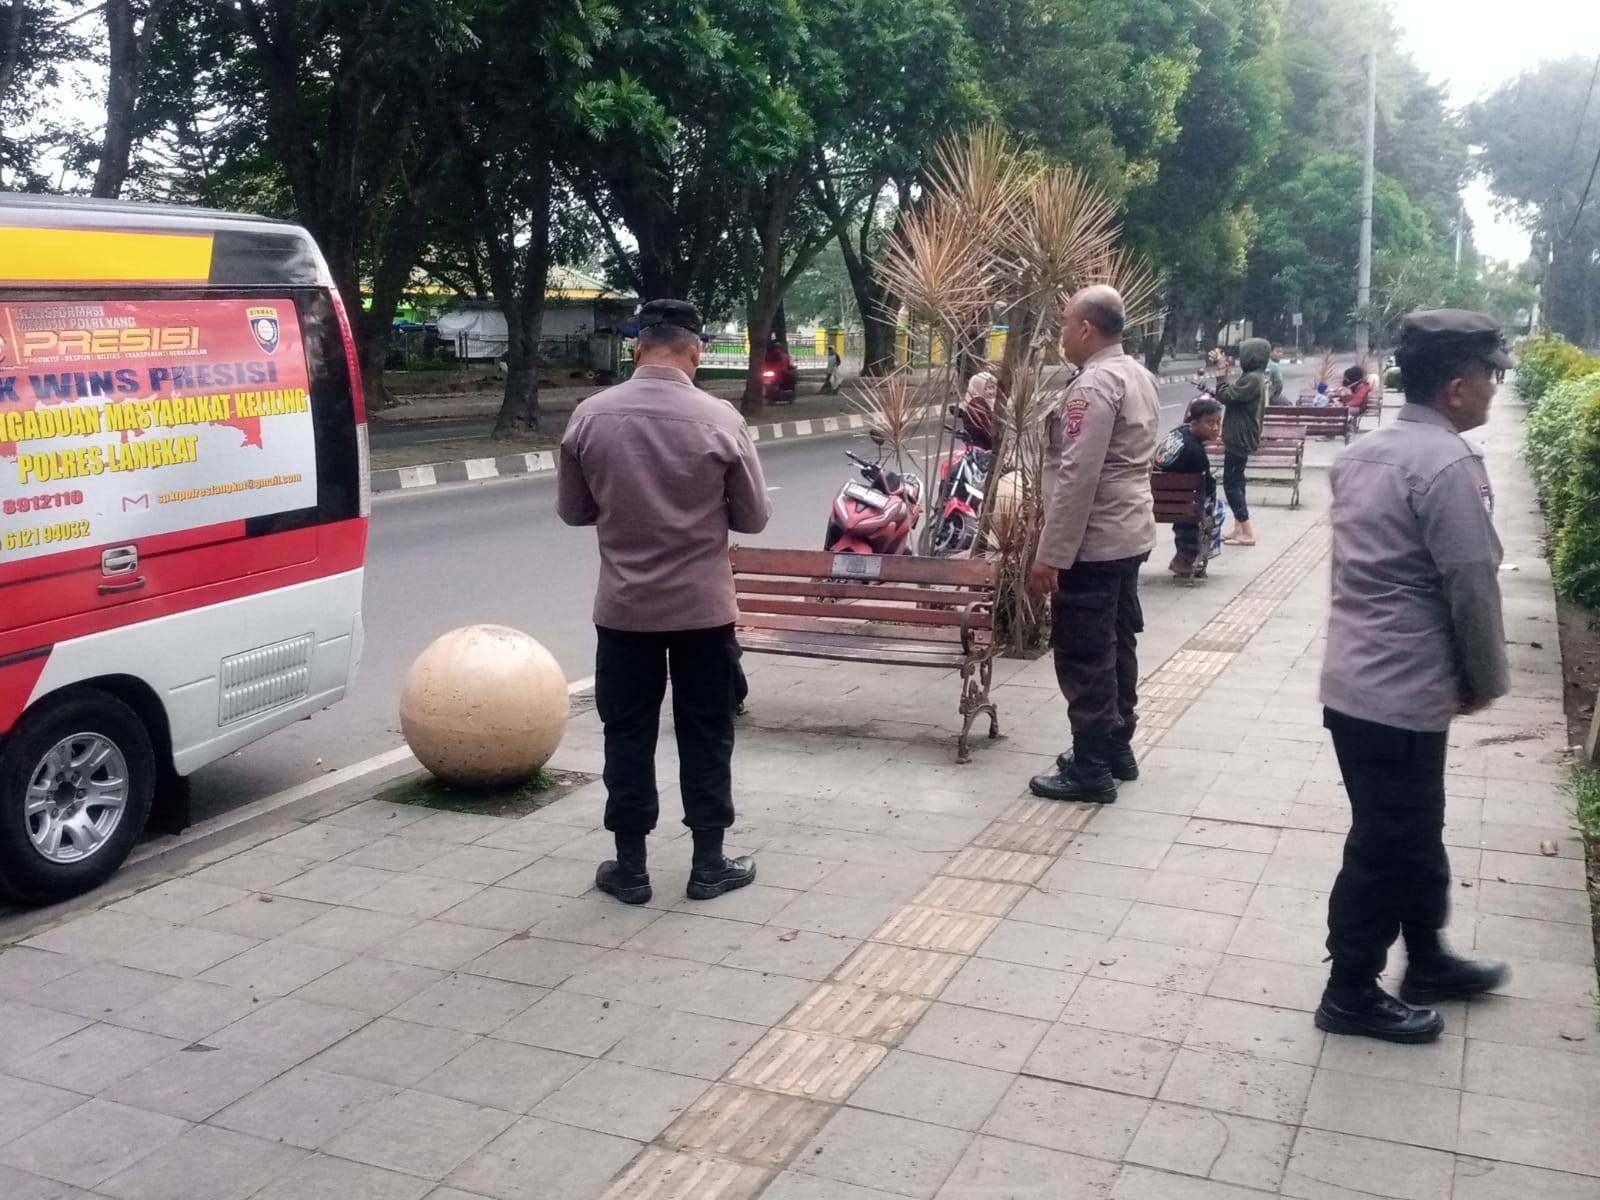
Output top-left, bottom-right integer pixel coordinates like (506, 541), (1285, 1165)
(1559, 55), (1600, 241)
(1562, 135), (1600, 241)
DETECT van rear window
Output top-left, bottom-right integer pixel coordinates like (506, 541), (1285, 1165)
(0, 297), (320, 561)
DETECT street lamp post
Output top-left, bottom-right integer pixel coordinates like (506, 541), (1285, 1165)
(1355, 47), (1377, 361)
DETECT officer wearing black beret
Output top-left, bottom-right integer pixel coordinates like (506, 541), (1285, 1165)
(1315, 309), (1512, 1044)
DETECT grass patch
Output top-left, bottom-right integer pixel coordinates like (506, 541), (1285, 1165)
(375, 767), (595, 818)
(1567, 765), (1600, 999)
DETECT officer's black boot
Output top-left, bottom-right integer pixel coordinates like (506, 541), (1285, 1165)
(596, 833), (652, 905)
(1399, 930), (1509, 1005)
(1315, 970), (1444, 1044)
(1031, 737), (1117, 804)
(1056, 734), (1138, 782)
(686, 830), (757, 900)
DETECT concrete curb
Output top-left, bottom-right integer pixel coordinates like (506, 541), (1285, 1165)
(370, 407), (927, 494)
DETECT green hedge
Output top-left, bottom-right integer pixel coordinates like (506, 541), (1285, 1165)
(1522, 341), (1600, 609)
(1516, 334), (1600, 407)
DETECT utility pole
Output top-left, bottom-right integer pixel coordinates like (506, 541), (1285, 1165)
(1355, 47), (1377, 361)
(1454, 199), (1465, 273)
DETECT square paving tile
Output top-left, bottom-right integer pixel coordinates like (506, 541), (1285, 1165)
(1139, 873), (1257, 918)
(982, 1076), (1149, 1163)
(604, 1009), (766, 1080)
(974, 922), (1108, 975)
(279, 907), (418, 954)
(1206, 956), (1326, 1013)
(619, 911), (761, 964)
(1008, 887), (1133, 936)
(1303, 1069), (1460, 1152)
(767, 890), (901, 939)
(1280, 1128), (1454, 1200)
(323, 1088), (517, 1179)
(335, 835), (456, 874)
(1183, 996), (1325, 1066)
(1110, 1164), (1291, 1198)
(0, 1001), (92, 1067)
(1116, 903), (1240, 953)
(9, 1022), (183, 1094)
(497, 855), (602, 897)
(187, 850), (313, 894)
(416, 845), (531, 885)
(796, 1107), (975, 1198)
(290, 956), (446, 1016)
(194, 896), (331, 940)
(445, 1117), (642, 1200)
(531, 1060), (707, 1142)
(389, 973), (546, 1034)
(417, 1038), (587, 1112)
(1060, 977), (1205, 1044)
(102, 1045), (293, 1121)
(900, 1001), (1049, 1074)
(1087, 938), (1221, 995)
(198, 939), (351, 996)
(0, 948), (81, 999)
(0, 1098), (187, 1189)
(0, 1072), (87, 1143)
(212, 1064), (398, 1148)
(1452, 1156), (1600, 1200)
(462, 935), (609, 989)
(494, 989), (654, 1057)
(768, 1174), (907, 1200)
(1126, 1101), (1294, 1192)
(849, 1050), (1015, 1132)
(106, 978), (261, 1041)
(376, 921), (512, 971)
(106, 928), (259, 979)
(350, 874), (486, 920)
(1317, 1030), (1464, 1090)
(24, 911), (174, 961)
(269, 863), (398, 906)
(24, 963), (176, 1019)
(0, 1163), (102, 1200)
(939, 957), (1082, 1022)
(208, 996), (370, 1061)
(1462, 1037), (1600, 1113)
(308, 1017), (476, 1087)
(1457, 1091), (1600, 1177)
(437, 887), (568, 933)
(935, 1136), (1120, 1200)
(248, 1153), (433, 1200)
(1024, 1023), (1179, 1099)
(720, 926), (858, 981)
(96, 1124), (305, 1200)
(1157, 1047), (1314, 1125)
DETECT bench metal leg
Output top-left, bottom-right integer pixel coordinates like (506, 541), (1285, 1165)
(957, 655), (999, 764)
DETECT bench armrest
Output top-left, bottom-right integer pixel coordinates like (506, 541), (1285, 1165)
(960, 600), (994, 656)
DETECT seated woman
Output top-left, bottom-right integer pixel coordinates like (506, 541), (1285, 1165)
(1154, 397), (1224, 577)
(1337, 365), (1371, 416)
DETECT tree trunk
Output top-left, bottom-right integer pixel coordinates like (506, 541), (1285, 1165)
(0, 0), (26, 122)
(838, 219), (900, 377)
(92, 0), (169, 199)
(494, 166), (553, 437)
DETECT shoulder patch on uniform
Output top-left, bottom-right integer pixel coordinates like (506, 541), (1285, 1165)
(1065, 395), (1089, 439)
(1479, 481), (1493, 515)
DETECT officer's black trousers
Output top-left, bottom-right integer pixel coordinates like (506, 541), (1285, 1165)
(1051, 557), (1145, 740)
(1323, 707), (1452, 985)
(595, 625), (737, 837)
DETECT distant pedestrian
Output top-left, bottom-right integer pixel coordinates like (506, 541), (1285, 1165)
(1027, 285), (1160, 804)
(558, 299), (771, 905)
(1212, 338), (1270, 546)
(823, 345), (842, 394)
(1315, 309), (1512, 1044)
(1267, 344), (1285, 402)
(1154, 396), (1223, 577)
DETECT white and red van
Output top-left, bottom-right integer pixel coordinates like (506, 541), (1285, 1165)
(0, 196), (369, 904)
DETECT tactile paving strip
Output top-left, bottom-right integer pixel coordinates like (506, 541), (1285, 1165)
(597, 516), (1332, 1200)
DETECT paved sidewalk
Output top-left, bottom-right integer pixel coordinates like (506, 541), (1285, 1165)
(0, 397), (1592, 1200)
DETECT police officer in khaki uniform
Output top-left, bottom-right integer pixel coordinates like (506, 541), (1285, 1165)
(1315, 310), (1511, 1044)
(1028, 286), (1161, 803)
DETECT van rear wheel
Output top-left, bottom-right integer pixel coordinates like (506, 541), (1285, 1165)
(0, 690), (155, 906)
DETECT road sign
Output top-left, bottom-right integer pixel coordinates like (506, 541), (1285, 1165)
(1291, 312), (1303, 327)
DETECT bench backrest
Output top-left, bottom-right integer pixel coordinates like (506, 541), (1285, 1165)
(1151, 470), (1208, 523)
(1266, 405), (1346, 430)
(730, 546), (998, 640)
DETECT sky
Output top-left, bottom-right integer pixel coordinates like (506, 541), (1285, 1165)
(1392, 0), (1600, 263)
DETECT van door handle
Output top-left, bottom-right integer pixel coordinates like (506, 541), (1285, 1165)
(101, 545), (139, 576)
(98, 576), (147, 595)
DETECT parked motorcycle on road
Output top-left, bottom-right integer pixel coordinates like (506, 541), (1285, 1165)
(925, 424), (991, 555)
(823, 434), (922, 556)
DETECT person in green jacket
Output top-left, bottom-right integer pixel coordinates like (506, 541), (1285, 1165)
(1212, 337), (1270, 546)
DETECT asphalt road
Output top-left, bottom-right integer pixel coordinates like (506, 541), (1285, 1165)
(186, 362), (1307, 821)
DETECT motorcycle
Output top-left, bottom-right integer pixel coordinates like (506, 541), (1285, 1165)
(761, 360), (798, 405)
(926, 422), (992, 556)
(823, 433), (922, 556)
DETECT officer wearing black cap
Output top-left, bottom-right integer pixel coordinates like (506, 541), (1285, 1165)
(1315, 309), (1512, 1044)
(559, 298), (771, 907)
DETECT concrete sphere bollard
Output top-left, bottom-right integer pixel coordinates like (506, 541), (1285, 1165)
(400, 625), (569, 788)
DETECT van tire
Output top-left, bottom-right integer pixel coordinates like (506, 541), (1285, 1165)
(0, 690), (155, 906)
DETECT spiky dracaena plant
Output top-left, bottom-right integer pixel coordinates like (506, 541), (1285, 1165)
(874, 126), (1161, 653)
(1314, 347), (1337, 389)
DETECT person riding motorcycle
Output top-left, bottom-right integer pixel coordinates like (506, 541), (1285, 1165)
(763, 336), (798, 394)
(958, 371), (997, 449)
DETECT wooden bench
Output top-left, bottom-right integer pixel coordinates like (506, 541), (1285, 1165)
(730, 547), (1000, 762)
(1209, 429), (1306, 509)
(1267, 404), (1350, 443)
(1151, 470), (1216, 584)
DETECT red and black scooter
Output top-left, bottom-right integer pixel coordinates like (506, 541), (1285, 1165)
(823, 433), (923, 555)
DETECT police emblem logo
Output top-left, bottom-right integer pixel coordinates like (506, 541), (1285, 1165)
(1065, 395), (1089, 439)
(247, 305), (280, 354)
(1479, 481), (1493, 515)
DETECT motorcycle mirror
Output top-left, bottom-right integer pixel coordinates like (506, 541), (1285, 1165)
(869, 429), (885, 446)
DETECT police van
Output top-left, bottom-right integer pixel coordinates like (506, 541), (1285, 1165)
(0, 196), (369, 905)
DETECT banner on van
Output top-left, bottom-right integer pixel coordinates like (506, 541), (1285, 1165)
(0, 297), (318, 562)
